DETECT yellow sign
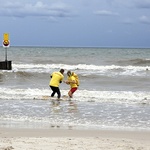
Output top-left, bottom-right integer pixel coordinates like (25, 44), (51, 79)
(3, 33), (9, 41)
(3, 33), (10, 47)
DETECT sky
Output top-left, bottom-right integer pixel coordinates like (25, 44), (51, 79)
(0, 0), (150, 48)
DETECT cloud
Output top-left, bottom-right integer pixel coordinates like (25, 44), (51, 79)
(139, 15), (150, 24)
(106, 0), (135, 9)
(107, 0), (150, 9)
(135, 0), (150, 9)
(94, 10), (119, 16)
(122, 18), (134, 24)
(0, 1), (74, 19)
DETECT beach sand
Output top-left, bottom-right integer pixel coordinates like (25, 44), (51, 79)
(0, 128), (150, 150)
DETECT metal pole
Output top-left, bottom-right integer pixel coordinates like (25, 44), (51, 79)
(5, 47), (7, 61)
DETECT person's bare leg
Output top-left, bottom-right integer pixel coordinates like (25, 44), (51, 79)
(68, 91), (73, 100)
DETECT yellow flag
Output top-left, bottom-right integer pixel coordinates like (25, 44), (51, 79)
(3, 33), (9, 41)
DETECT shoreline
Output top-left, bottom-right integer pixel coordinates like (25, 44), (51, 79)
(0, 127), (150, 150)
(0, 127), (150, 139)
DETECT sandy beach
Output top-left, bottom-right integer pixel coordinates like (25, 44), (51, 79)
(0, 128), (149, 150)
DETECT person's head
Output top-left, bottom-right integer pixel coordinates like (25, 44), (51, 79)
(67, 71), (71, 77)
(60, 69), (64, 74)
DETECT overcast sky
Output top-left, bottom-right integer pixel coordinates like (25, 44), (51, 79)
(0, 0), (150, 48)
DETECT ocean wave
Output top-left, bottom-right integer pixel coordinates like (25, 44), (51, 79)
(118, 58), (150, 66)
(1, 63), (149, 77)
(0, 87), (150, 105)
(10, 63), (149, 72)
(16, 71), (34, 77)
(131, 59), (150, 65)
(4, 63), (147, 77)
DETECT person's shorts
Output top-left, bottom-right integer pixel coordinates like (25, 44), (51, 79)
(70, 87), (77, 94)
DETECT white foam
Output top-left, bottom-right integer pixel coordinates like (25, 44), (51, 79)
(0, 87), (149, 105)
(10, 63), (150, 77)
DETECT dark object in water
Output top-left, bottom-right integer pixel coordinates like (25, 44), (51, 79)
(0, 61), (12, 70)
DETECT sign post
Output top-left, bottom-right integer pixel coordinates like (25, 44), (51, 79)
(3, 33), (10, 61)
(0, 33), (12, 70)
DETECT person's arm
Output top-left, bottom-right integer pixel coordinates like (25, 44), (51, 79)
(64, 79), (76, 84)
(68, 80), (76, 84)
(60, 76), (64, 83)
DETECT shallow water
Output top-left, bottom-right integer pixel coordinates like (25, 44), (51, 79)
(0, 47), (150, 130)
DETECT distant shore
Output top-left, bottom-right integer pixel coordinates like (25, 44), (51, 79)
(0, 127), (150, 150)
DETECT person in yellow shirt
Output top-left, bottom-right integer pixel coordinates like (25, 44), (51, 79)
(49, 69), (64, 100)
(64, 71), (78, 100)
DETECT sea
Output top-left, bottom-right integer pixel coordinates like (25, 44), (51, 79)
(0, 47), (150, 131)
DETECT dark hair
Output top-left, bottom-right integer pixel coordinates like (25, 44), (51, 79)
(60, 69), (64, 74)
(67, 71), (71, 76)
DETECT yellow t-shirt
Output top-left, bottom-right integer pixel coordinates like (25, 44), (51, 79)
(72, 72), (80, 86)
(49, 72), (64, 87)
(67, 75), (78, 88)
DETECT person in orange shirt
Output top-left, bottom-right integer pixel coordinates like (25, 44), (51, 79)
(49, 69), (64, 100)
(64, 71), (78, 100)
